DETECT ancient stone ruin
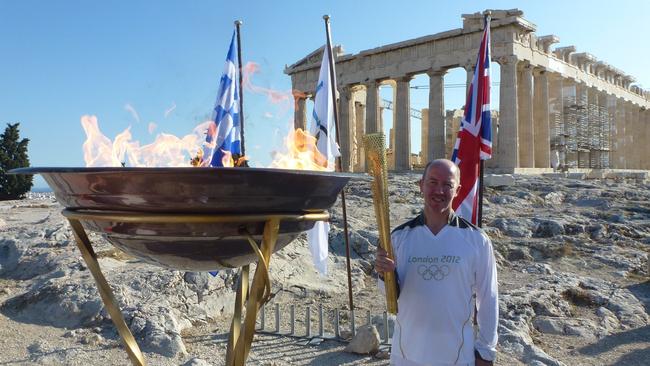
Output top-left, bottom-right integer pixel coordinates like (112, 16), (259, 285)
(285, 9), (650, 173)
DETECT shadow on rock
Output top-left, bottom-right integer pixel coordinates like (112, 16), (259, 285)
(578, 325), (650, 362)
(578, 281), (650, 363)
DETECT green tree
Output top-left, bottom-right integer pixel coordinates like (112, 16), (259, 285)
(0, 123), (33, 200)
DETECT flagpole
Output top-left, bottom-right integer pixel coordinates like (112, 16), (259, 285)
(477, 10), (491, 229)
(323, 14), (355, 315)
(478, 160), (484, 227)
(234, 20), (246, 156)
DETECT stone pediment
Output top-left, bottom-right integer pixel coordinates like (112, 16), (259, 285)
(285, 45), (344, 74)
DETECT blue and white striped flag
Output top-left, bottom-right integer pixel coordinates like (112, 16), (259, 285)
(207, 30), (241, 277)
(307, 45), (341, 276)
(203, 30), (241, 167)
(310, 46), (340, 168)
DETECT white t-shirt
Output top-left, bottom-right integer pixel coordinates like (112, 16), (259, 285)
(378, 213), (498, 366)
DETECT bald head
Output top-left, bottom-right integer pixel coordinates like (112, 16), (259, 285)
(422, 159), (460, 186)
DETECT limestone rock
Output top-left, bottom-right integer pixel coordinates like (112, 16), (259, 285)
(1, 279), (105, 328)
(130, 307), (187, 357)
(492, 218), (534, 238)
(183, 357), (213, 366)
(344, 325), (380, 355)
(542, 192), (565, 205)
(533, 316), (564, 335)
(534, 220), (565, 238)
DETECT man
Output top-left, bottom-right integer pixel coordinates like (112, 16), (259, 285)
(375, 159), (498, 366)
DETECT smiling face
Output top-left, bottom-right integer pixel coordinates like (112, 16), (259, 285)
(419, 160), (461, 215)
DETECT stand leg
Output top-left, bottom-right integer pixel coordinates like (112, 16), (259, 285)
(226, 265), (249, 366)
(67, 219), (147, 366)
(233, 218), (280, 365)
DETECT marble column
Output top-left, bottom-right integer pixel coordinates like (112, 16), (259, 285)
(562, 80), (577, 168)
(644, 110), (650, 170)
(354, 101), (366, 172)
(518, 62), (534, 168)
(421, 108), (429, 164)
(497, 55), (519, 170)
(293, 91), (307, 130)
(548, 74), (563, 169)
(587, 88), (600, 168)
(533, 69), (550, 168)
(338, 85), (353, 172)
(427, 68), (447, 161)
(613, 99), (627, 169)
(465, 63), (475, 96)
(629, 104), (643, 169)
(575, 82), (589, 168)
(595, 92), (608, 169)
(395, 76), (413, 170)
(624, 103), (634, 169)
(364, 80), (381, 134)
(606, 95), (618, 169)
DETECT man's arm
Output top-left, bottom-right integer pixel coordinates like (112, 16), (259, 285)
(474, 234), (498, 363)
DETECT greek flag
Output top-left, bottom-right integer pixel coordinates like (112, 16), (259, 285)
(307, 45), (341, 276)
(203, 30), (241, 167)
(310, 46), (341, 168)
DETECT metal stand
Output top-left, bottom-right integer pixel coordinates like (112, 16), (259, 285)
(62, 209), (329, 366)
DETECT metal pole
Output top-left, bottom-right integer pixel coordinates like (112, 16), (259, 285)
(478, 160), (484, 228)
(323, 13), (355, 320)
(234, 20), (246, 156)
(289, 305), (295, 335)
(275, 303), (280, 333)
(318, 304), (324, 337)
(334, 307), (340, 338)
(383, 311), (389, 342)
(306, 306), (312, 337)
(478, 10), (491, 228)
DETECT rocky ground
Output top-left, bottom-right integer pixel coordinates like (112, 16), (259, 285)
(0, 172), (649, 365)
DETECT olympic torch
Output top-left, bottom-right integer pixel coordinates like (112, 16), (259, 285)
(363, 132), (398, 314)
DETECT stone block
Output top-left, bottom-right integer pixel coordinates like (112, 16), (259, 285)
(567, 173), (586, 180)
(541, 173), (567, 179)
(586, 169), (608, 179)
(484, 174), (515, 187)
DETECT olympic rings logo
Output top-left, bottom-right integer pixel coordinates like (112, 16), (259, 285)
(417, 264), (450, 281)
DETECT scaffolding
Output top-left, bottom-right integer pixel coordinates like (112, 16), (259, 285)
(560, 93), (611, 169)
(563, 95), (579, 168)
(589, 104), (612, 168)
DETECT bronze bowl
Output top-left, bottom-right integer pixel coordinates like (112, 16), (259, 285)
(11, 167), (354, 271)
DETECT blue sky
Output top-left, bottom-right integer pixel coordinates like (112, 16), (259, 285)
(1, 1), (648, 188)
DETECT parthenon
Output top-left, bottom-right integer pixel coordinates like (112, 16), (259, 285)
(285, 9), (650, 173)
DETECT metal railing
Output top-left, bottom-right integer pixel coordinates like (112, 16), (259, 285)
(256, 302), (393, 346)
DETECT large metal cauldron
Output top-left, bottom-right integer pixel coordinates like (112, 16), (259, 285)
(11, 167), (353, 270)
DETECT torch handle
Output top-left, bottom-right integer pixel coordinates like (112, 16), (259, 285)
(363, 133), (398, 314)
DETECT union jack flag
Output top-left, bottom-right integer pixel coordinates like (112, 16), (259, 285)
(451, 16), (492, 225)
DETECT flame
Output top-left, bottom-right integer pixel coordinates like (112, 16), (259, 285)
(242, 62), (292, 113)
(124, 103), (141, 123)
(164, 102), (176, 118)
(148, 122), (157, 134)
(81, 115), (209, 167)
(269, 128), (332, 171)
(221, 150), (233, 167)
(220, 150), (249, 167)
